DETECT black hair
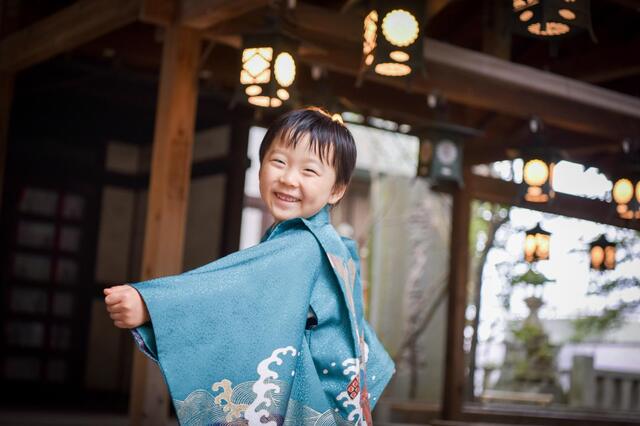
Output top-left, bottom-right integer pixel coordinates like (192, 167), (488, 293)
(258, 107), (357, 189)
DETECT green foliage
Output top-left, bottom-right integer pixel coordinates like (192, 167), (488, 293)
(572, 300), (640, 342)
(510, 267), (555, 287)
(512, 323), (545, 344)
(512, 322), (556, 382)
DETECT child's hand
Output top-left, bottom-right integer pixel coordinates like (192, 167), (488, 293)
(104, 285), (150, 329)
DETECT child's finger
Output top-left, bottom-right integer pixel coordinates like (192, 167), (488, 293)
(109, 312), (124, 320)
(104, 293), (124, 305)
(106, 304), (124, 313)
(106, 284), (130, 294)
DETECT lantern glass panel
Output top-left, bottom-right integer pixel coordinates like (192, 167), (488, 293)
(590, 245), (604, 269)
(613, 178), (633, 204)
(535, 233), (550, 260)
(525, 234), (536, 262)
(523, 159), (549, 186)
(381, 9), (419, 47)
(274, 52), (295, 87)
(604, 246), (616, 270)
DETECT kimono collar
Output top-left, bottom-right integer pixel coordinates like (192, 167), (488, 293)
(262, 204), (331, 241)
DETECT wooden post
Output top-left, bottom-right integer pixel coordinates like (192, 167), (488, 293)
(0, 72), (13, 213)
(129, 25), (201, 426)
(220, 118), (250, 256)
(442, 167), (472, 420)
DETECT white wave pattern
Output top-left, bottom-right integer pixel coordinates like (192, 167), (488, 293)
(335, 358), (366, 425)
(245, 346), (297, 426)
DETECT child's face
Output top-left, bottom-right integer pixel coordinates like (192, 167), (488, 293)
(259, 134), (346, 222)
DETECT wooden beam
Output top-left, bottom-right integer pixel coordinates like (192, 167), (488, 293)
(220, 117), (250, 256)
(548, 37), (640, 84)
(467, 174), (640, 231)
(482, 0), (511, 60)
(129, 25), (201, 426)
(0, 0), (141, 72)
(140, 0), (178, 27)
(280, 4), (640, 141)
(180, 0), (269, 29)
(0, 72), (13, 213)
(426, 0), (455, 21)
(442, 166), (472, 420)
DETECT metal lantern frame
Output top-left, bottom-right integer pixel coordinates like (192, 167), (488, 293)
(239, 31), (298, 109)
(511, 0), (596, 41)
(589, 234), (616, 271)
(416, 125), (479, 188)
(524, 222), (551, 262)
(360, 0), (425, 80)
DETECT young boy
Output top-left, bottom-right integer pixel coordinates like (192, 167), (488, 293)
(104, 107), (394, 425)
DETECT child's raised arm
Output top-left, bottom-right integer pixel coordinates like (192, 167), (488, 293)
(104, 285), (150, 329)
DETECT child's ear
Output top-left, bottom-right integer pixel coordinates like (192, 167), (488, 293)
(328, 184), (347, 205)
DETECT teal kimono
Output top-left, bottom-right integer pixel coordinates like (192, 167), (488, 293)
(131, 205), (395, 425)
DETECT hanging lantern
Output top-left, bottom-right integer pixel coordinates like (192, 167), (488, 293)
(589, 234), (616, 271)
(611, 175), (640, 220)
(511, 0), (596, 41)
(360, 1), (424, 79)
(240, 32), (297, 108)
(524, 222), (551, 262)
(519, 118), (558, 203)
(522, 155), (555, 203)
(417, 125), (479, 187)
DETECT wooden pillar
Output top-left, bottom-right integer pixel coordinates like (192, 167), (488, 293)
(482, 0), (511, 60)
(442, 167), (472, 420)
(220, 118), (250, 256)
(129, 25), (201, 426)
(0, 72), (13, 213)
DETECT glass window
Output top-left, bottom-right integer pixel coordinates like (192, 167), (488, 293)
(10, 288), (48, 314)
(465, 201), (640, 415)
(16, 221), (55, 249)
(5, 321), (45, 348)
(19, 188), (58, 217)
(61, 193), (84, 220)
(4, 356), (41, 381)
(13, 253), (51, 281)
(59, 226), (81, 252)
(55, 258), (78, 284)
(52, 293), (74, 317)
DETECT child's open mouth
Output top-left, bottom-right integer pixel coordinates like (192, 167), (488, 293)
(275, 192), (300, 203)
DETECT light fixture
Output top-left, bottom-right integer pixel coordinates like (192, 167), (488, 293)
(612, 178), (640, 220)
(360, 1), (424, 79)
(511, 0), (596, 41)
(589, 234), (616, 271)
(524, 222), (551, 262)
(610, 139), (640, 220)
(240, 30), (297, 108)
(520, 118), (557, 203)
(417, 125), (481, 187)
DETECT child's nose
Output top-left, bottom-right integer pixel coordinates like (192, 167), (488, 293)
(279, 169), (299, 186)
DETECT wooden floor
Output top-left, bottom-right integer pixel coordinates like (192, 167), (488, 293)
(0, 411), (178, 426)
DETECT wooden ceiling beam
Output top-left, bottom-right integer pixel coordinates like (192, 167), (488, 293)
(468, 174), (640, 231)
(548, 37), (640, 84)
(281, 3), (640, 141)
(179, 0), (269, 29)
(0, 0), (142, 72)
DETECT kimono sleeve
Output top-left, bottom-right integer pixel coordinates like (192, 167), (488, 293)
(127, 225), (325, 402)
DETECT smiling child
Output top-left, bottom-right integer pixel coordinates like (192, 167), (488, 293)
(104, 107), (394, 425)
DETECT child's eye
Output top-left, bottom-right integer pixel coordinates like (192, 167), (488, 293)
(272, 159), (285, 165)
(304, 169), (319, 176)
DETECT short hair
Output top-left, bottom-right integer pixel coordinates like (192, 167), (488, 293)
(259, 107), (357, 189)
